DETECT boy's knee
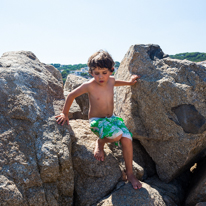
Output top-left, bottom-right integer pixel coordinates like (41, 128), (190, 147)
(113, 134), (122, 142)
(121, 136), (132, 144)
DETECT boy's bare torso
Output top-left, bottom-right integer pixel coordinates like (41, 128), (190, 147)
(86, 77), (115, 119)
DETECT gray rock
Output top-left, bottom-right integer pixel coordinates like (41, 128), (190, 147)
(145, 175), (185, 206)
(114, 44), (206, 182)
(64, 74), (89, 119)
(196, 203), (206, 206)
(0, 51), (74, 205)
(0, 175), (24, 206)
(64, 90), (84, 120)
(197, 60), (206, 67)
(96, 182), (166, 206)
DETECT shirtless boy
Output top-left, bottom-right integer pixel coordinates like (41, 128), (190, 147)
(55, 50), (142, 190)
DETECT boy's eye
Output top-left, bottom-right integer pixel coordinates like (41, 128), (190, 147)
(103, 72), (107, 74)
(94, 72), (99, 75)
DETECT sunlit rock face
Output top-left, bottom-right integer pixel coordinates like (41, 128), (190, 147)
(64, 74), (89, 119)
(114, 44), (206, 182)
(0, 51), (74, 205)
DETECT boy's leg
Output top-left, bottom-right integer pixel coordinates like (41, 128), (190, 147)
(120, 137), (142, 189)
(94, 134), (122, 161)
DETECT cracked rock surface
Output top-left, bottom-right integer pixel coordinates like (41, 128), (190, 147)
(0, 51), (74, 205)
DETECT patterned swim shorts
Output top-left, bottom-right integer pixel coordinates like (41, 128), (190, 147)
(89, 115), (132, 145)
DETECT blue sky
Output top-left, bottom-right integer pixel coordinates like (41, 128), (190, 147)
(1, 0), (206, 64)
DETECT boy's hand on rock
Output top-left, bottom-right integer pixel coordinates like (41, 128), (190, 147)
(55, 113), (69, 125)
(130, 75), (141, 85)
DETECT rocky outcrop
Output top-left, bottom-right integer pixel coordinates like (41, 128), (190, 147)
(1, 47), (206, 206)
(64, 74), (89, 119)
(0, 51), (74, 205)
(114, 44), (206, 183)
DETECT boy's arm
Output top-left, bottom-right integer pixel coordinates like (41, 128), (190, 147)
(114, 75), (140, 86)
(55, 83), (88, 125)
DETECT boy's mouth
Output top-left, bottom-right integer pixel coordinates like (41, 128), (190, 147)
(99, 80), (104, 83)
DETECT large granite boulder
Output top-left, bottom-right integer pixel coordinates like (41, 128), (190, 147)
(69, 120), (122, 206)
(64, 74), (89, 119)
(0, 51), (74, 205)
(96, 182), (166, 206)
(114, 44), (206, 182)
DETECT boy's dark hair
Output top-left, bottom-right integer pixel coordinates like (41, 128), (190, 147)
(87, 50), (115, 74)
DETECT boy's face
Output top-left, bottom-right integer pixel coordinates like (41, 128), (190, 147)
(91, 67), (113, 85)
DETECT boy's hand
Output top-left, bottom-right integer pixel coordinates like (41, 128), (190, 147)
(55, 113), (69, 125)
(130, 75), (141, 85)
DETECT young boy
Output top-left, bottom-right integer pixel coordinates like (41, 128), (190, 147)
(55, 50), (142, 190)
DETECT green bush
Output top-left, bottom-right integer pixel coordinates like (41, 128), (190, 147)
(170, 52), (206, 62)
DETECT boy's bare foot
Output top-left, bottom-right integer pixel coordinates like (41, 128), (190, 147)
(127, 173), (142, 189)
(94, 139), (105, 161)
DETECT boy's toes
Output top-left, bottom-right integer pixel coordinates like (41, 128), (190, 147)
(137, 182), (142, 189)
(127, 174), (142, 190)
(95, 154), (103, 161)
(132, 182), (139, 190)
(132, 183), (141, 190)
(134, 182), (142, 189)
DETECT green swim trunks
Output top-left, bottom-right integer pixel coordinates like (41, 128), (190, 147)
(89, 115), (132, 146)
